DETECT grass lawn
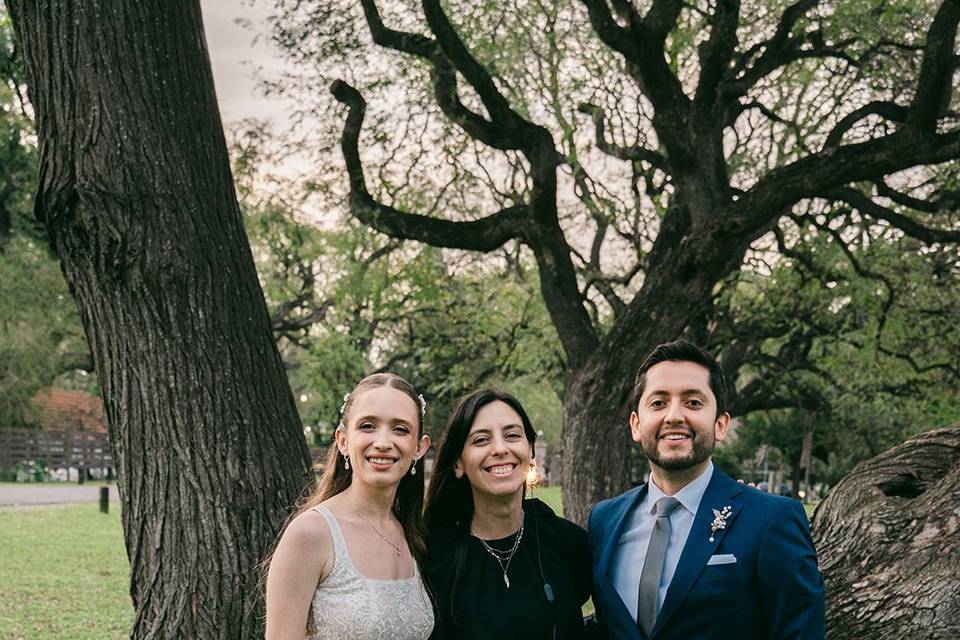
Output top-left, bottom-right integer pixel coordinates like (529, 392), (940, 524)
(531, 484), (563, 515)
(0, 503), (131, 640)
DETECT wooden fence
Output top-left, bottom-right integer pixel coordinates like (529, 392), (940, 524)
(0, 428), (113, 472)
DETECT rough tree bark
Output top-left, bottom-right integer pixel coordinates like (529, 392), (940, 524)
(812, 425), (960, 639)
(4, 1), (313, 637)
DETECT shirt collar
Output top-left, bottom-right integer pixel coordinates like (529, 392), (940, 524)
(646, 460), (715, 516)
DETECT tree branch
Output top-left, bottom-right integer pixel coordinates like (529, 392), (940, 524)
(357, 0), (522, 150)
(579, 0), (694, 168)
(0, 157), (16, 250)
(907, 0), (960, 132)
(359, 0), (434, 57)
(578, 102), (669, 171)
(822, 101), (909, 151)
(828, 187), (960, 244)
(694, 0), (740, 121)
(645, 0), (684, 44)
(578, 0), (641, 61)
(740, 99), (813, 153)
(418, 0), (509, 121)
(341, 1), (601, 370)
(875, 179), (947, 214)
(877, 345), (960, 380)
(271, 298), (335, 336)
(725, 1), (864, 103)
(331, 80), (530, 251)
(807, 214), (896, 340)
(732, 129), (960, 241)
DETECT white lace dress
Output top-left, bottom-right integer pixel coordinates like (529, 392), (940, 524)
(307, 506), (434, 640)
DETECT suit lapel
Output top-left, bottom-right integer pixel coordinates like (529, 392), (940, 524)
(651, 471), (743, 637)
(599, 485), (648, 640)
(600, 484), (647, 576)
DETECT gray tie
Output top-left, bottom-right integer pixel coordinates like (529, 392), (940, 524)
(637, 497), (681, 636)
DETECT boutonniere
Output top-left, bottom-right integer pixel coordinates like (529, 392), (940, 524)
(709, 506), (732, 542)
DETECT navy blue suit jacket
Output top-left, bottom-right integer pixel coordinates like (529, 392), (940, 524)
(588, 469), (825, 640)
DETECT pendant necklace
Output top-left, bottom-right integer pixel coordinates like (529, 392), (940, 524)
(476, 518), (525, 588)
(351, 502), (402, 557)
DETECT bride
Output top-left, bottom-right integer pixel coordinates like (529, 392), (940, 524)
(265, 373), (433, 639)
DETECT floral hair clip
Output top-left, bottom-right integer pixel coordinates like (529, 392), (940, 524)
(335, 393), (351, 431)
(417, 393), (427, 418)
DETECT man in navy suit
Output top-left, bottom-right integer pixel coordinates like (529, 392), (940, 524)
(588, 341), (825, 639)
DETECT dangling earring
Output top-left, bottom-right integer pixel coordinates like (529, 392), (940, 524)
(410, 460), (417, 476)
(343, 453), (350, 470)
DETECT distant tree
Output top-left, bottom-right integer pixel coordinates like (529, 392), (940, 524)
(0, 233), (90, 427)
(268, 0), (960, 520)
(0, 8), (90, 428)
(4, 1), (311, 637)
(0, 8), (28, 251)
(717, 222), (960, 493)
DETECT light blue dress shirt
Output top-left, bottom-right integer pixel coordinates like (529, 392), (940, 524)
(611, 461), (715, 623)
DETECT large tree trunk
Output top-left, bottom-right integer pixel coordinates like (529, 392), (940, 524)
(5, 1), (313, 637)
(811, 424), (960, 639)
(561, 227), (741, 524)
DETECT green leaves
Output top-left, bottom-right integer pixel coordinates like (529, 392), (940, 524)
(0, 11), (91, 427)
(0, 236), (89, 427)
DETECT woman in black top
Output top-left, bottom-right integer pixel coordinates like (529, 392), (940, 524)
(422, 389), (596, 639)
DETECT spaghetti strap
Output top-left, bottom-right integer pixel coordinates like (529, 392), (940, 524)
(312, 505), (349, 558)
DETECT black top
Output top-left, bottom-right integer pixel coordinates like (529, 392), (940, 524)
(424, 499), (594, 640)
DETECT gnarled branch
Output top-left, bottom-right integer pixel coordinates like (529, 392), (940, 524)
(829, 187), (960, 245)
(578, 102), (669, 171)
(331, 80), (530, 251)
(907, 0), (960, 131)
(732, 129), (960, 241)
(823, 101), (909, 151)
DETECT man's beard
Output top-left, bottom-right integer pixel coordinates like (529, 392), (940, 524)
(643, 429), (714, 471)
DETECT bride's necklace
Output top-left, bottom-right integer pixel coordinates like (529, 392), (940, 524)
(475, 518), (525, 588)
(350, 502), (402, 557)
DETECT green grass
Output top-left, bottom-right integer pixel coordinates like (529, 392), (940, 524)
(0, 503), (131, 639)
(531, 484), (563, 515)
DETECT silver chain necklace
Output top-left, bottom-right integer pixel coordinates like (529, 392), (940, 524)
(476, 519), (525, 588)
(350, 503), (402, 557)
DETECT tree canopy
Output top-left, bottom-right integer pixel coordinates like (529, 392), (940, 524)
(264, 0), (960, 520)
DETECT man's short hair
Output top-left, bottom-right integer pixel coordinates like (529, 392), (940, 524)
(632, 340), (729, 417)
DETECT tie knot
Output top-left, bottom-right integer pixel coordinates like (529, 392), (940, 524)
(655, 496), (681, 517)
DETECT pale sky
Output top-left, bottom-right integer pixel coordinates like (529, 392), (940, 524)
(199, 0), (321, 212)
(200, 0), (288, 126)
